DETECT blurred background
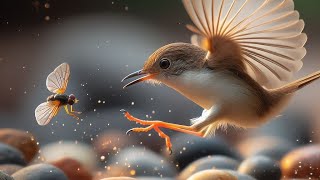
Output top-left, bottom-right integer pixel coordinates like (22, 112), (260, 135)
(0, 0), (320, 178)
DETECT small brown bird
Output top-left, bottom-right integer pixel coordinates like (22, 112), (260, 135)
(122, 0), (319, 152)
(35, 63), (81, 126)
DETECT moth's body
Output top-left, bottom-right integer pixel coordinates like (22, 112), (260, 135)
(47, 94), (76, 106)
(121, 0), (320, 152)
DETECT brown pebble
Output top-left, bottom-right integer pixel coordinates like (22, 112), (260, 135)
(0, 129), (39, 162)
(0, 164), (23, 175)
(51, 158), (92, 180)
(281, 145), (320, 179)
(187, 170), (237, 180)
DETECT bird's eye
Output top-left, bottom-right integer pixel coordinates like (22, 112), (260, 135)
(159, 58), (171, 69)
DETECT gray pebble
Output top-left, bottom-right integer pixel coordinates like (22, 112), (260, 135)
(238, 156), (281, 180)
(0, 143), (26, 166)
(0, 171), (14, 180)
(12, 163), (68, 180)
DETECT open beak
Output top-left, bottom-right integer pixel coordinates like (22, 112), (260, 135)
(121, 70), (156, 89)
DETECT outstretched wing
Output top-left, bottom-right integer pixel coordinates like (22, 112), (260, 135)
(46, 63), (70, 94)
(35, 102), (60, 126)
(183, 0), (307, 88)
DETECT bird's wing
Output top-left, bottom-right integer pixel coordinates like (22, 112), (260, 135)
(35, 102), (60, 126)
(182, 0), (307, 88)
(46, 63), (70, 94)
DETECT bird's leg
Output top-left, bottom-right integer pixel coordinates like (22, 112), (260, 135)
(121, 109), (204, 137)
(70, 105), (82, 114)
(64, 106), (80, 120)
(154, 126), (172, 154)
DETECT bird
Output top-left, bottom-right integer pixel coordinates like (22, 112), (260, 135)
(121, 0), (319, 153)
(35, 63), (81, 126)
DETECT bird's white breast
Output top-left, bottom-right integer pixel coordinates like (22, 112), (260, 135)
(160, 69), (265, 126)
(162, 70), (255, 108)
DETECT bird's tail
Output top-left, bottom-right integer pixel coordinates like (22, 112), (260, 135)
(274, 70), (320, 94)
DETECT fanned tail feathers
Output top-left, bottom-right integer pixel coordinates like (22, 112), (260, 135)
(182, 0), (307, 88)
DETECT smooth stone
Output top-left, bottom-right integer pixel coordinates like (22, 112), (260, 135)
(237, 136), (296, 161)
(179, 155), (240, 179)
(281, 145), (320, 179)
(225, 170), (257, 180)
(0, 164), (23, 175)
(0, 143), (26, 166)
(0, 129), (39, 162)
(41, 141), (97, 170)
(51, 157), (92, 180)
(238, 156), (282, 180)
(252, 110), (313, 145)
(187, 169), (237, 180)
(166, 134), (242, 170)
(108, 147), (177, 177)
(0, 171), (14, 180)
(12, 163), (68, 180)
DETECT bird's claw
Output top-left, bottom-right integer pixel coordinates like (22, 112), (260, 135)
(126, 129), (133, 135)
(168, 148), (173, 155)
(120, 109), (127, 115)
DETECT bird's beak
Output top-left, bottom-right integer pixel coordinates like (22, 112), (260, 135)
(121, 70), (157, 89)
(75, 99), (79, 103)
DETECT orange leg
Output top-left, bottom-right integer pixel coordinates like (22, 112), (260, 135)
(121, 109), (204, 153)
(64, 106), (80, 120)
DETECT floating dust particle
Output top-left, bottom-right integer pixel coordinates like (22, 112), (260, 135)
(44, 16), (50, 21)
(152, 110), (155, 114)
(44, 3), (50, 8)
(130, 169), (136, 176)
(131, 102), (135, 105)
(98, 100), (101, 103)
(124, 6), (129, 11)
(100, 156), (106, 161)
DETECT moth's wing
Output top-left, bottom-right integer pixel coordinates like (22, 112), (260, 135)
(46, 63), (70, 94)
(183, 0), (307, 88)
(35, 102), (60, 126)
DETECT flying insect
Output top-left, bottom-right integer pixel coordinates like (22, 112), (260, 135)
(35, 63), (81, 126)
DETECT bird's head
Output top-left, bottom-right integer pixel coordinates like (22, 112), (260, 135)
(122, 43), (207, 88)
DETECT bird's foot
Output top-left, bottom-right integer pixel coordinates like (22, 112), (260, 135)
(120, 109), (203, 154)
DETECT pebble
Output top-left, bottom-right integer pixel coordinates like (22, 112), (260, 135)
(224, 170), (256, 180)
(179, 155), (240, 179)
(281, 145), (320, 179)
(187, 169), (237, 180)
(51, 157), (92, 180)
(238, 156), (282, 180)
(0, 129), (39, 162)
(237, 136), (296, 161)
(0, 143), (26, 166)
(0, 164), (23, 175)
(108, 147), (177, 177)
(0, 171), (14, 180)
(166, 134), (242, 170)
(12, 163), (68, 180)
(41, 141), (97, 170)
